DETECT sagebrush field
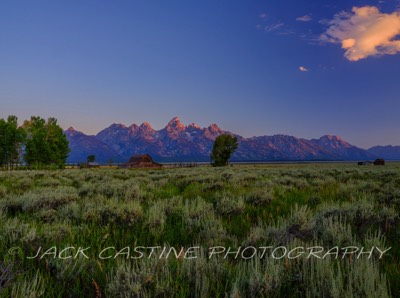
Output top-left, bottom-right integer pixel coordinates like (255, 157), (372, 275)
(0, 163), (399, 297)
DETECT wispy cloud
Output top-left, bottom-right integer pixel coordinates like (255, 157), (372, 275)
(320, 6), (400, 61)
(296, 15), (312, 22)
(259, 13), (268, 20)
(264, 22), (284, 33)
(299, 66), (309, 72)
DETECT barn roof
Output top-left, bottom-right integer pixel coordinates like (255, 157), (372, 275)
(128, 154), (153, 163)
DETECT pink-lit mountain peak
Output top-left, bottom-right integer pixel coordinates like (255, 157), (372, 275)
(107, 123), (127, 130)
(129, 123), (139, 131)
(323, 135), (343, 141)
(139, 121), (153, 130)
(320, 135), (347, 143)
(208, 123), (222, 132)
(186, 123), (202, 130)
(65, 126), (85, 137)
(165, 116), (185, 131)
(315, 135), (352, 149)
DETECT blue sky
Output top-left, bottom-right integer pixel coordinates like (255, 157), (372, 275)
(1, 0), (400, 148)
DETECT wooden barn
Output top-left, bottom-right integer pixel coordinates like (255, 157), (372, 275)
(119, 154), (162, 168)
(374, 158), (385, 166)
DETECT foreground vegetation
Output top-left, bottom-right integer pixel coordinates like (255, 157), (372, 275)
(0, 163), (399, 297)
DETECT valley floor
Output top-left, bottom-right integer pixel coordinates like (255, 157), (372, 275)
(0, 163), (399, 297)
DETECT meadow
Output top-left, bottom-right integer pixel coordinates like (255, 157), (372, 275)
(0, 163), (399, 297)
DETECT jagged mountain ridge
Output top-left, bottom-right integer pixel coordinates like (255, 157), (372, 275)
(367, 146), (400, 160)
(65, 127), (124, 163)
(65, 117), (377, 163)
(95, 117), (227, 162)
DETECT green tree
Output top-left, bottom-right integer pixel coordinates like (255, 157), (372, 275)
(87, 155), (96, 163)
(0, 116), (25, 170)
(46, 117), (70, 166)
(23, 116), (70, 168)
(210, 134), (238, 166)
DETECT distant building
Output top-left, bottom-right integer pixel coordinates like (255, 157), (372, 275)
(374, 159), (385, 166)
(119, 154), (162, 168)
(88, 162), (101, 168)
(357, 161), (373, 166)
(79, 162), (101, 169)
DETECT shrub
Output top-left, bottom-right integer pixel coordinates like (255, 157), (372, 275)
(106, 258), (173, 297)
(145, 200), (168, 238)
(245, 189), (273, 206)
(10, 271), (45, 298)
(215, 195), (245, 216)
(0, 185), (7, 198)
(83, 199), (143, 227)
(0, 262), (21, 295)
(232, 258), (283, 297)
(37, 177), (61, 187)
(300, 257), (390, 297)
(5, 186), (79, 213)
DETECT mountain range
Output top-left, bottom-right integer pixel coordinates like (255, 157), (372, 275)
(64, 117), (399, 163)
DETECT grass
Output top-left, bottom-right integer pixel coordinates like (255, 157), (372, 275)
(0, 163), (399, 297)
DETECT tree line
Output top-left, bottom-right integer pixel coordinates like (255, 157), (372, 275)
(0, 115), (70, 169)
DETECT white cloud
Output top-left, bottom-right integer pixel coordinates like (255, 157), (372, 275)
(299, 66), (309, 72)
(264, 22), (284, 33)
(296, 15), (312, 22)
(320, 6), (400, 61)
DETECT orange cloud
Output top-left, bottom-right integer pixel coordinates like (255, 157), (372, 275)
(299, 66), (309, 72)
(321, 6), (400, 61)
